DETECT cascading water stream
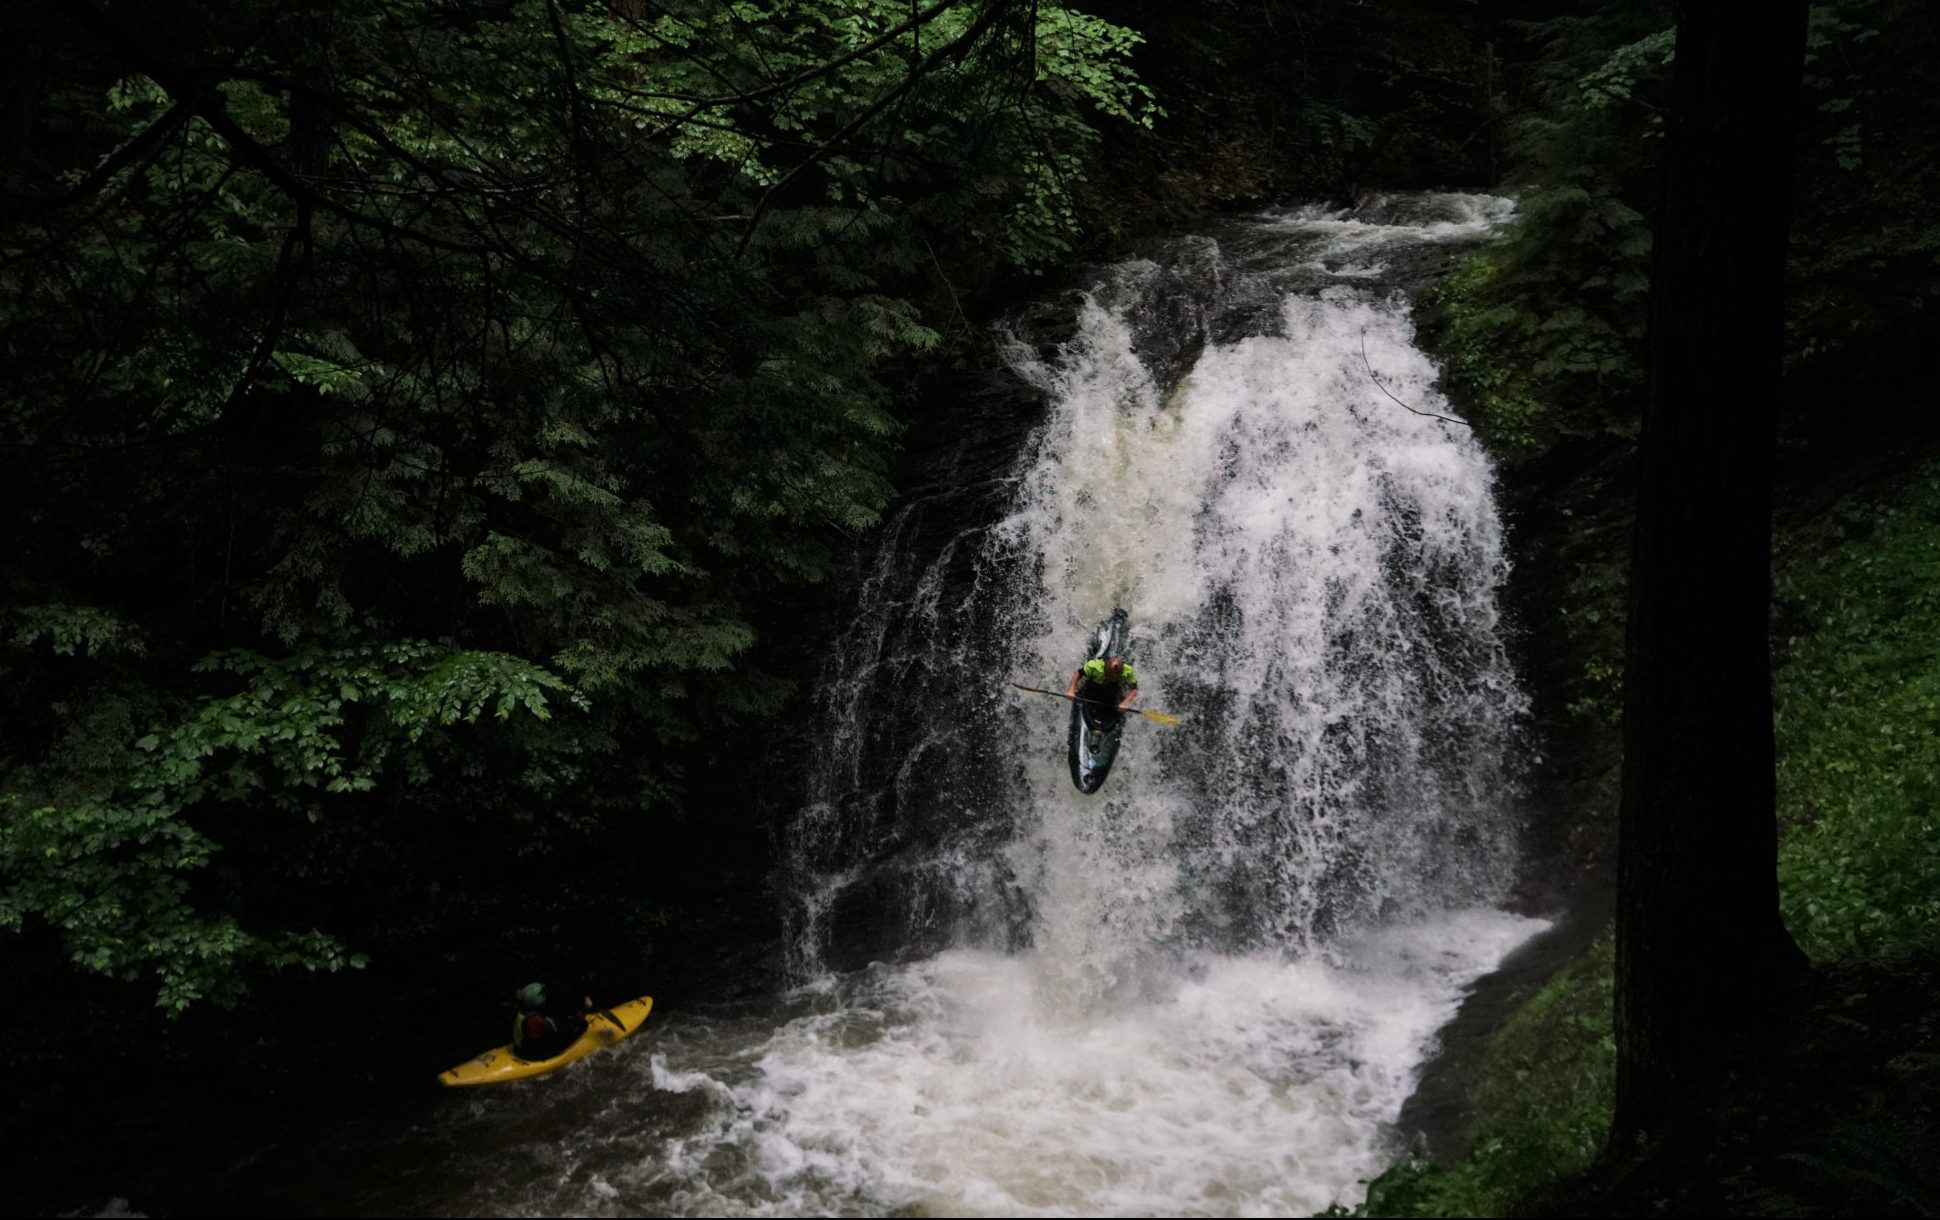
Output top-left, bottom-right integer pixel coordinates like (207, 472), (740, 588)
(381, 194), (1547, 1219)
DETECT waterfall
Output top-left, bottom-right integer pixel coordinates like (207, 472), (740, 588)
(424, 194), (1548, 1219)
(788, 193), (1527, 987)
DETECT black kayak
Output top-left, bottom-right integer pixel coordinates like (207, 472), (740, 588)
(1068, 608), (1131, 794)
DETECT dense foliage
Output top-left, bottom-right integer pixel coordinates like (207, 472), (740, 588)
(0, 0), (1155, 1010)
(1431, 0), (1940, 464)
(1427, 7), (1666, 459)
(1775, 468), (1940, 959)
(1420, 0), (1940, 738)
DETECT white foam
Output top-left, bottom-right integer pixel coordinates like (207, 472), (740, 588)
(435, 911), (1541, 1217)
(416, 196), (1536, 1218)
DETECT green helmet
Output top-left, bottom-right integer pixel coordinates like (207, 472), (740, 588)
(518, 982), (546, 1007)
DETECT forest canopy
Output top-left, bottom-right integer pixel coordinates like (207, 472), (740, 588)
(0, 0), (1156, 1011)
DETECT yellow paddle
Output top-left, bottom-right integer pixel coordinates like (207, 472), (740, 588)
(1010, 682), (1182, 725)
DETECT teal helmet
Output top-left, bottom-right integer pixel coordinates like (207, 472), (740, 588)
(518, 982), (546, 1006)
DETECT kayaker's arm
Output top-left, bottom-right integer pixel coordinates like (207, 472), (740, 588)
(1065, 670), (1081, 698)
(1119, 684), (1139, 710)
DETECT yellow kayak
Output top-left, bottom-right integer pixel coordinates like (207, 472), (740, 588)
(439, 995), (654, 1087)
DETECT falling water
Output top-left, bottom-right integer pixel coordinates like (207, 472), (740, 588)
(361, 194), (1545, 1219)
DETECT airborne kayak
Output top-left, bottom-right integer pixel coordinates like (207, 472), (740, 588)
(1069, 608), (1132, 794)
(1069, 696), (1126, 794)
(438, 995), (653, 1087)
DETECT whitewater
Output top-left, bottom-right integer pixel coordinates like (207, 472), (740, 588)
(343, 194), (1546, 1218)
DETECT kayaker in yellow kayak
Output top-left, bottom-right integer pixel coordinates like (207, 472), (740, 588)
(442, 992), (655, 1086)
(512, 982), (593, 1062)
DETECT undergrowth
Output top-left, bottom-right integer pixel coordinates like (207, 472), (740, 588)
(1774, 465), (1940, 959)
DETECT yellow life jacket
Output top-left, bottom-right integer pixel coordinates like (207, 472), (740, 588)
(1081, 657), (1137, 686)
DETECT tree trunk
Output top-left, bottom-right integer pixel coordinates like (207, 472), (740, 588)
(1612, 0), (1812, 1148)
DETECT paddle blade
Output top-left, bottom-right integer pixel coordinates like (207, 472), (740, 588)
(1138, 709), (1182, 725)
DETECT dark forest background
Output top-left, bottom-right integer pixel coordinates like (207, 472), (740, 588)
(4, 1), (1938, 1214)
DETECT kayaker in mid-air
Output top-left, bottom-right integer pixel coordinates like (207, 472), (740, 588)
(1009, 609), (1179, 795)
(1066, 653), (1139, 717)
(511, 981), (594, 1062)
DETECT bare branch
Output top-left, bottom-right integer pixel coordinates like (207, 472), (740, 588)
(1359, 328), (1470, 428)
